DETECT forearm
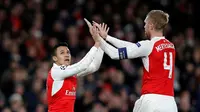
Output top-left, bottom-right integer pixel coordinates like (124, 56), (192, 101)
(100, 37), (153, 60)
(106, 35), (133, 48)
(99, 37), (119, 60)
(77, 48), (104, 77)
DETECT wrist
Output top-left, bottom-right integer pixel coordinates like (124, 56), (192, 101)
(105, 35), (111, 41)
(104, 35), (108, 40)
(94, 42), (100, 48)
(102, 34), (107, 40)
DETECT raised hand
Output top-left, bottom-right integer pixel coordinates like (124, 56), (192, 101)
(91, 25), (100, 42)
(93, 21), (109, 39)
(84, 18), (93, 35)
(84, 18), (100, 41)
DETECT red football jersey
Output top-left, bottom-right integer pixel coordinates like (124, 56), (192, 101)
(47, 68), (77, 112)
(46, 47), (104, 112)
(46, 47), (103, 112)
(102, 36), (176, 96)
(141, 38), (175, 96)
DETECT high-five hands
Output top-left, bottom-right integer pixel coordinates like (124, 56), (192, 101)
(92, 21), (109, 40)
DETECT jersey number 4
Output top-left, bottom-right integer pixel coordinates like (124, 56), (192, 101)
(163, 52), (173, 79)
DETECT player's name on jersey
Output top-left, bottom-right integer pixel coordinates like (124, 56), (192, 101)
(65, 90), (76, 96)
(156, 43), (174, 52)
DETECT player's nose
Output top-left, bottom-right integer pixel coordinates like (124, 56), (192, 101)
(65, 55), (70, 58)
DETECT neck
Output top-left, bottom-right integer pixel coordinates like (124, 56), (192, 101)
(54, 62), (70, 66)
(150, 31), (163, 39)
(55, 62), (61, 66)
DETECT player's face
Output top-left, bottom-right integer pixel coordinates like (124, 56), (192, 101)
(144, 16), (152, 39)
(54, 46), (71, 66)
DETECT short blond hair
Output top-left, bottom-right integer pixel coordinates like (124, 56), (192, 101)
(147, 10), (169, 31)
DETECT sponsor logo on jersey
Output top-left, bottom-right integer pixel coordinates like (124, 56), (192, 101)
(65, 90), (76, 96)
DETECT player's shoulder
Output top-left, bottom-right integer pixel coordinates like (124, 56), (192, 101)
(51, 63), (67, 74)
(51, 63), (66, 71)
(162, 38), (175, 47)
(151, 37), (173, 44)
(50, 64), (67, 80)
(135, 40), (154, 52)
(137, 40), (153, 46)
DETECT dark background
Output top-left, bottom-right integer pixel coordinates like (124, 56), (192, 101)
(0, 0), (200, 112)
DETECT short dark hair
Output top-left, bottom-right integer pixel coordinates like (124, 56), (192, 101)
(51, 42), (69, 57)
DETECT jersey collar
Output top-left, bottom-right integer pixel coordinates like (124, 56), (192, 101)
(53, 63), (68, 68)
(53, 63), (62, 68)
(52, 63), (58, 68)
(151, 36), (165, 41)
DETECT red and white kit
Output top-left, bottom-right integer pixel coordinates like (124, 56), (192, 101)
(99, 35), (177, 112)
(47, 46), (104, 112)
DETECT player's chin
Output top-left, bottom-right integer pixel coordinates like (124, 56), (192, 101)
(63, 61), (70, 66)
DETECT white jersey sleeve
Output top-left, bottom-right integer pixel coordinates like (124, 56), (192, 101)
(106, 35), (134, 48)
(77, 47), (104, 77)
(51, 46), (98, 80)
(99, 37), (153, 60)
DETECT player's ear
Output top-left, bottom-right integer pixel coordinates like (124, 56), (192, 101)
(149, 23), (154, 30)
(52, 56), (58, 62)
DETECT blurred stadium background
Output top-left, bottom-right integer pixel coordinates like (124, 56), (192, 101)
(0, 0), (200, 112)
